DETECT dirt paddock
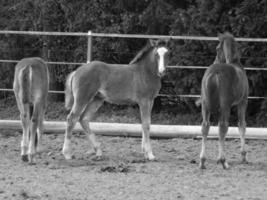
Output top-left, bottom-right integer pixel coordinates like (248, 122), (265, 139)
(0, 130), (267, 200)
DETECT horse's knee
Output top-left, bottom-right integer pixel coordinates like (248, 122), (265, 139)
(219, 121), (229, 134)
(238, 121), (246, 129)
(31, 117), (38, 124)
(67, 112), (78, 124)
(142, 123), (150, 133)
(20, 113), (28, 120)
(66, 113), (73, 121)
(201, 121), (210, 134)
(79, 114), (89, 124)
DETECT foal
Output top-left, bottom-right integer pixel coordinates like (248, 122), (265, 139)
(63, 39), (169, 161)
(13, 57), (49, 163)
(200, 32), (249, 169)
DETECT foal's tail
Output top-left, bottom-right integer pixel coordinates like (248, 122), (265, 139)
(65, 71), (75, 110)
(20, 66), (31, 104)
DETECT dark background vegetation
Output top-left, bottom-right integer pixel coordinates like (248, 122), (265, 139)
(0, 0), (266, 125)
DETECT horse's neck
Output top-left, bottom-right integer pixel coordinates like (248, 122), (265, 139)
(138, 59), (159, 79)
(225, 45), (242, 65)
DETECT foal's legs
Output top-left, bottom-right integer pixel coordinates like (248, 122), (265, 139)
(28, 103), (41, 163)
(36, 106), (45, 153)
(238, 100), (248, 163)
(62, 102), (84, 160)
(139, 99), (155, 160)
(20, 103), (30, 162)
(79, 98), (103, 157)
(217, 107), (230, 169)
(199, 103), (210, 169)
(14, 90), (30, 162)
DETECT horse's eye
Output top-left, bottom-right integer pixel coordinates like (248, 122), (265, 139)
(165, 53), (169, 59)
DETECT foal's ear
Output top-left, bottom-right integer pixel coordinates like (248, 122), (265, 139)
(216, 42), (222, 51)
(163, 38), (170, 46)
(218, 32), (224, 42)
(149, 39), (158, 47)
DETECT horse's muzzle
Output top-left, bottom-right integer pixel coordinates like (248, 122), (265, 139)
(157, 72), (165, 77)
(157, 69), (166, 77)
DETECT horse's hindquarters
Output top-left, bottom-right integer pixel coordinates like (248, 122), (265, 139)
(202, 64), (248, 110)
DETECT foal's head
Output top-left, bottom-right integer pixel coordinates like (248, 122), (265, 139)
(149, 39), (169, 76)
(214, 32), (240, 64)
(130, 39), (169, 76)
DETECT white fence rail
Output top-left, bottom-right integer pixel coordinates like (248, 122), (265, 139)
(1, 30), (267, 41)
(1, 120), (267, 140)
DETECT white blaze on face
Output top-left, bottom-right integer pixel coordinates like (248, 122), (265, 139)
(157, 47), (168, 74)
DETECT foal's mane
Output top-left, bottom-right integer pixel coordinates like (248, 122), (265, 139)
(129, 43), (154, 65)
(219, 32), (236, 47)
(219, 32), (235, 41)
(219, 32), (240, 63)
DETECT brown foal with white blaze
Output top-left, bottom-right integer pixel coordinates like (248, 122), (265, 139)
(13, 57), (49, 163)
(63, 39), (169, 161)
(200, 32), (249, 169)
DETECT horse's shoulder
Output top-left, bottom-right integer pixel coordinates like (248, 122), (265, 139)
(86, 61), (110, 69)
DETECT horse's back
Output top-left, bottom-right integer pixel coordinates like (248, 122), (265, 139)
(72, 61), (110, 93)
(72, 61), (142, 104)
(202, 63), (248, 110)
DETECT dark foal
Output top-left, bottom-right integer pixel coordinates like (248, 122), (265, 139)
(200, 32), (249, 169)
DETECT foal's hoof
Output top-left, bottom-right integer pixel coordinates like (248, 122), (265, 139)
(21, 155), (29, 162)
(86, 149), (96, 156)
(241, 159), (249, 164)
(145, 153), (156, 161)
(217, 158), (229, 169)
(28, 154), (36, 165)
(241, 151), (248, 164)
(91, 155), (103, 161)
(62, 148), (75, 160)
(95, 149), (103, 158)
(63, 153), (75, 160)
(199, 164), (206, 170)
(199, 157), (206, 169)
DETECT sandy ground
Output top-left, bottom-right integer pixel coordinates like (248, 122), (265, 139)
(0, 130), (267, 200)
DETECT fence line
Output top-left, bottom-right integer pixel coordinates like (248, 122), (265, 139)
(0, 30), (266, 99)
(0, 59), (83, 65)
(1, 30), (267, 42)
(0, 60), (266, 71)
(0, 88), (65, 94)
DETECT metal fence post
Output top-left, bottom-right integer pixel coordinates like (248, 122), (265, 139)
(87, 30), (92, 63)
(42, 42), (48, 61)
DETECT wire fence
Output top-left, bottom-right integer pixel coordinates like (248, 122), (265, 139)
(1, 30), (267, 42)
(0, 30), (267, 99)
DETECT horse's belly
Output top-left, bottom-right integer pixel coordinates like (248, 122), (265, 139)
(98, 89), (135, 105)
(106, 98), (135, 105)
